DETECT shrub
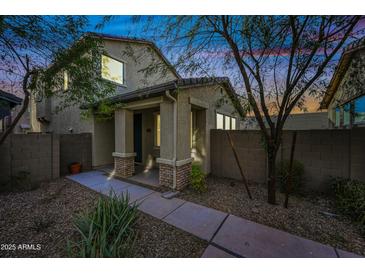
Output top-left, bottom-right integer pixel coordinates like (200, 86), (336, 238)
(190, 164), (207, 193)
(276, 160), (305, 193)
(67, 192), (139, 257)
(333, 177), (365, 231)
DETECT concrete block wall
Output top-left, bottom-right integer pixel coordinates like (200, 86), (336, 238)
(59, 133), (92, 175)
(210, 128), (365, 192)
(0, 133), (59, 185)
(211, 130), (267, 184)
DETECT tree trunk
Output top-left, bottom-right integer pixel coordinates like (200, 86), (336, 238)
(267, 146), (277, 205)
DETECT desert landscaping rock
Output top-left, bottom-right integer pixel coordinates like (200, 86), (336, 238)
(68, 170), (364, 258)
(180, 176), (365, 256)
(0, 178), (207, 258)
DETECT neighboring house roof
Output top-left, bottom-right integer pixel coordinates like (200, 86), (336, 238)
(0, 90), (22, 105)
(84, 77), (246, 118)
(85, 32), (181, 80)
(0, 90), (22, 119)
(320, 37), (365, 109)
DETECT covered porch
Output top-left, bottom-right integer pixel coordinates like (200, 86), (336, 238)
(111, 93), (207, 190)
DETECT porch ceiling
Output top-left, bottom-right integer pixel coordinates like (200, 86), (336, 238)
(122, 96), (163, 110)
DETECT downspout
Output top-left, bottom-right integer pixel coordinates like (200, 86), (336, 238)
(165, 88), (177, 190)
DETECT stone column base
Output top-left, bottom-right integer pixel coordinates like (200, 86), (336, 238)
(157, 158), (193, 190)
(112, 152), (136, 178)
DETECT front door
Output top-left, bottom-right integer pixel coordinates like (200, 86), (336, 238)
(133, 113), (142, 163)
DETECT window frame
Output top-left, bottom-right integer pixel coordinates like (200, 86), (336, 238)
(101, 54), (126, 86)
(334, 94), (365, 128)
(216, 111), (237, 130)
(63, 70), (69, 92)
(154, 112), (161, 148)
(353, 95), (365, 126)
(231, 117), (237, 130)
(343, 102), (351, 127)
(216, 112), (224, 130)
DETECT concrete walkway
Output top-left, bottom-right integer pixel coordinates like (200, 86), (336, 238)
(67, 171), (362, 258)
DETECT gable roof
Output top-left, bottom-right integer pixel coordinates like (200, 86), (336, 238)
(320, 37), (365, 109)
(84, 77), (246, 118)
(85, 32), (181, 80)
(0, 90), (22, 105)
(0, 90), (22, 119)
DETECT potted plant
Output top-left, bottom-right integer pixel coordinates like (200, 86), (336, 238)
(69, 162), (82, 174)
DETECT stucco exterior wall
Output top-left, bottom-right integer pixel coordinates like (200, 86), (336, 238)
(93, 117), (115, 167)
(115, 109), (134, 154)
(34, 39), (179, 167)
(177, 85), (242, 174)
(102, 40), (178, 94)
(159, 98), (175, 161)
(47, 97), (94, 134)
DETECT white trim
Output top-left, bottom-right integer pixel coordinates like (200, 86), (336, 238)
(154, 112), (161, 147)
(101, 54), (126, 86)
(189, 96), (209, 109)
(176, 158), (194, 166)
(112, 152), (136, 158)
(216, 111), (238, 130)
(156, 157), (193, 167)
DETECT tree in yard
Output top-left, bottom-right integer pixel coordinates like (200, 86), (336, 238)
(139, 15), (362, 204)
(0, 16), (115, 145)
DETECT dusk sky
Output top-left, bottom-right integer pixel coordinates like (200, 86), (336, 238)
(3, 16), (365, 113)
(86, 16), (362, 113)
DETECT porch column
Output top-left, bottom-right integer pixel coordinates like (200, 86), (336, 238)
(112, 108), (135, 178)
(157, 95), (193, 190)
(175, 94), (193, 189)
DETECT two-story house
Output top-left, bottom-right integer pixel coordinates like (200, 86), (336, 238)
(33, 33), (245, 190)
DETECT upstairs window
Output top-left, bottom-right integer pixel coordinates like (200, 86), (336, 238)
(101, 55), (125, 85)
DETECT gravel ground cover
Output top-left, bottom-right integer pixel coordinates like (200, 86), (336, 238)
(179, 176), (365, 256)
(0, 178), (206, 258)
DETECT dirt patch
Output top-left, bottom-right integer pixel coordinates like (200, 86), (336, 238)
(179, 176), (365, 256)
(0, 178), (206, 258)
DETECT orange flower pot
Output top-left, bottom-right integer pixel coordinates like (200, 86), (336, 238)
(69, 162), (82, 174)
